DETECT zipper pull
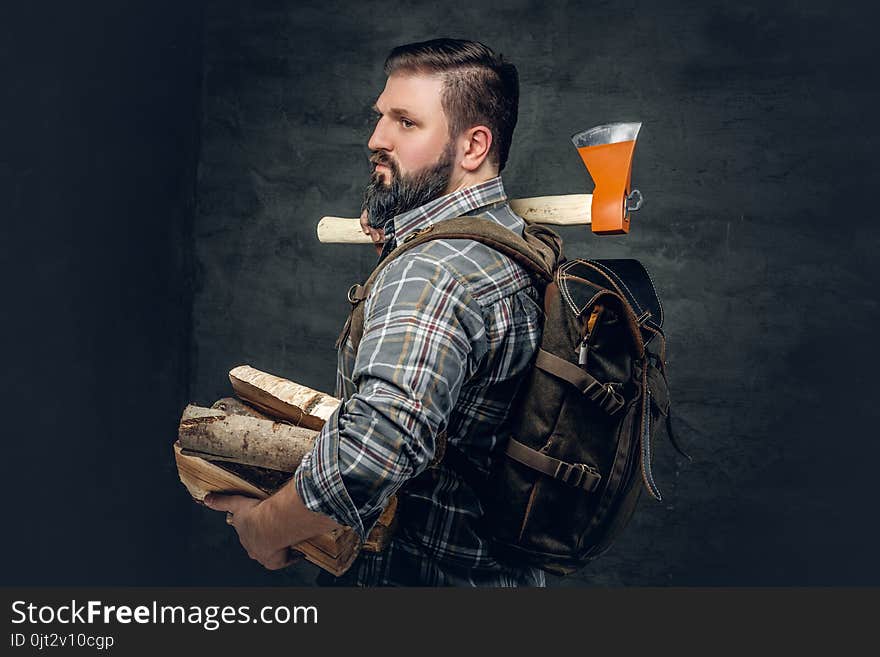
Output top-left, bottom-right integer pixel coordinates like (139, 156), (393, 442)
(578, 336), (589, 365)
(579, 304), (602, 366)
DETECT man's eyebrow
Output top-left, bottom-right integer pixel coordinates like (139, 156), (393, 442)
(372, 104), (417, 119)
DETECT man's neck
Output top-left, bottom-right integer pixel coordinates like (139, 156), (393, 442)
(443, 166), (499, 195)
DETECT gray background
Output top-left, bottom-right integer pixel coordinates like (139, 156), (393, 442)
(2, 0), (878, 586)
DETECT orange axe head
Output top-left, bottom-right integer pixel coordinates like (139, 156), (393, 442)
(572, 122), (643, 235)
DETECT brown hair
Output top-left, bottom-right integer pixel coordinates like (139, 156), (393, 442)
(384, 38), (519, 171)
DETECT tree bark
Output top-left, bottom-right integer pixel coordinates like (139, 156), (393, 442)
(228, 365), (340, 429)
(211, 396), (272, 419)
(178, 404), (317, 473)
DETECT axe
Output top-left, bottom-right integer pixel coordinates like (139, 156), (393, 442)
(316, 122), (644, 243)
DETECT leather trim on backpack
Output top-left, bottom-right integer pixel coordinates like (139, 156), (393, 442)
(534, 349), (625, 414)
(504, 438), (602, 492)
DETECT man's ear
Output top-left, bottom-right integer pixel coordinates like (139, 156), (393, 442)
(459, 125), (494, 172)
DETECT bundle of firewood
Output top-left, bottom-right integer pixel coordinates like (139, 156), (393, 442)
(174, 365), (397, 576)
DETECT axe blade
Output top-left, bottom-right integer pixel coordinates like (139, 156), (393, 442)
(572, 122), (643, 235)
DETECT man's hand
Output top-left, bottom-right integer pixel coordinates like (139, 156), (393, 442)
(204, 493), (297, 570)
(360, 209), (385, 256)
(204, 481), (342, 571)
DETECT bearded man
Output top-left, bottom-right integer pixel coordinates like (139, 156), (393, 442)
(206, 38), (546, 587)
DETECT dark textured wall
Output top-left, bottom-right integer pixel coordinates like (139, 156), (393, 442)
(5, 0), (876, 587)
(1, 2), (202, 584)
(191, 0), (880, 586)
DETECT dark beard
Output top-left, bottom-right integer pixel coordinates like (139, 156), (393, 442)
(362, 142), (455, 231)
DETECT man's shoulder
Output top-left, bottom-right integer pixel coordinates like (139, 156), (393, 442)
(386, 232), (535, 308)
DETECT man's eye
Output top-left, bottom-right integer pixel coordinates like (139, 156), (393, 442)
(400, 118), (415, 129)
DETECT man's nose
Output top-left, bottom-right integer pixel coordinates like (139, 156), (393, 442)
(368, 117), (391, 152)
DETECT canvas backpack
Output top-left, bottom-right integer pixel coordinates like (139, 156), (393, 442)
(340, 214), (688, 575)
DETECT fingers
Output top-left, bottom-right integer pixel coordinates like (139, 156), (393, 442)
(204, 493), (258, 516)
(255, 547), (298, 571)
(360, 209), (385, 252)
(366, 225), (385, 256)
(208, 494), (303, 571)
(264, 547), (304, 571)
(206, 497), (291, 570)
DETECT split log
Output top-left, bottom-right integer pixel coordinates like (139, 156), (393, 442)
(181, 405), (225, 421)
(229, 365), (340, 429)
(174, 368), (399, 575)
(178, 404), (317, 473)
(204, 397), (296, 490)
(211, 396), (272, 419)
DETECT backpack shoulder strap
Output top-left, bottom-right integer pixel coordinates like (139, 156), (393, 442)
(419, 215), (562, 282)
(369, 215), (559, 290)
(343, 215), (563, 353)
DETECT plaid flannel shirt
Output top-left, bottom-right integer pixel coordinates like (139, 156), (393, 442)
(295, 177), (546, 586)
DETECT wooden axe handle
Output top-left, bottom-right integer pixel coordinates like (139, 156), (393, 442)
(316, 193), (592, 244)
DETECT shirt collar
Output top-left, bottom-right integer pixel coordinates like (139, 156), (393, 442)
(391, 176), (511, 245)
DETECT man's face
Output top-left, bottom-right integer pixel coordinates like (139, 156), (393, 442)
(362, 72), (457, 229)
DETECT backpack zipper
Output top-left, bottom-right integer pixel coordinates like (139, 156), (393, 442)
(578, 336), (589, 365)
(577, 305), (604, 365)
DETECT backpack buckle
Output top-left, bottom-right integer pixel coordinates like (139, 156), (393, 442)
(602, 384), (625, 414)
(553, 461), (601, 492)
(586, 381), (625, 415)
(347, 284), (365, 304)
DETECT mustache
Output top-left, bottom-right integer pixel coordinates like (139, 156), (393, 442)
(369, 151), (397, 175)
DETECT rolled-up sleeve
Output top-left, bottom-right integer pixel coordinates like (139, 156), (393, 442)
(294, 251), (487, 540)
